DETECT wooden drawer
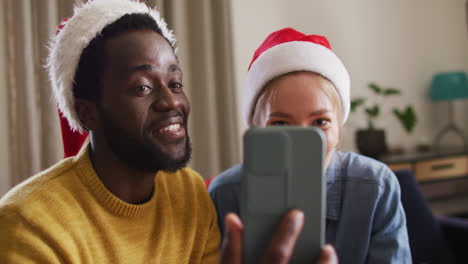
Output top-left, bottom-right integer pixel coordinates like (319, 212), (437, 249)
(387, 162), (413, 172)
(414, 155), (468, 182)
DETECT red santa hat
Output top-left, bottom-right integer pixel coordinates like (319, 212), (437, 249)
(49, 0), (175, 157)
(243, 27), (350, 126)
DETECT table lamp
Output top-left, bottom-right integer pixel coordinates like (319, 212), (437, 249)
(430, 71), (468, 150)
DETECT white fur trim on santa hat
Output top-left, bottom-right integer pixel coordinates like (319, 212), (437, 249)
(243, 41), (350, 126)
(46, 0), (176, 133)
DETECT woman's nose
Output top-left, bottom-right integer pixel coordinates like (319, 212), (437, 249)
(298, 121), (309, 127)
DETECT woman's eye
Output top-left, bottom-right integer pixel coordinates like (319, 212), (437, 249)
(135, 85), (152, 95)
(313, 119), (330, 127)
(270, 120), (289, 126)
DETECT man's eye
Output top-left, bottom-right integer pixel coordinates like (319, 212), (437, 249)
(135, 85), (152, 95)
(169, 82), (184, 91)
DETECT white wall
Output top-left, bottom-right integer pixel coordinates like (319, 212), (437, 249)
(230, 0), (468, 153)
(0, 6), (11, 197)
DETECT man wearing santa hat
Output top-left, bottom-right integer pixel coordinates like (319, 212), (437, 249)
(0, 0), (338, 263)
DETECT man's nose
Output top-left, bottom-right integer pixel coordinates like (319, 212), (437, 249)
(152, 86), (182, 111)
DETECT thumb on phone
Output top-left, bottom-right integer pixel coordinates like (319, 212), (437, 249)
(260, 209), (304, 264)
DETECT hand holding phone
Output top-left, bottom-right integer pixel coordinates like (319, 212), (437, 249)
(218, 211), (338, 264)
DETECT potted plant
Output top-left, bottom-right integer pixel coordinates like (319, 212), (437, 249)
(351, 83), (417, 158)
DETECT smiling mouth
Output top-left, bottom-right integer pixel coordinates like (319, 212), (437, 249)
(151, 120), (186, 143)
(160, 123), (181, 133)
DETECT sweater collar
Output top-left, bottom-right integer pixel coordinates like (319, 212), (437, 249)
(73, 143), (158, 217)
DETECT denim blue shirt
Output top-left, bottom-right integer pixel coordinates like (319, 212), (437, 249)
(208, 150), (412, 263)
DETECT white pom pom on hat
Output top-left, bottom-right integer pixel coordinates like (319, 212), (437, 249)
(243, 27), (350, 126)
(46, 0), (176, 133)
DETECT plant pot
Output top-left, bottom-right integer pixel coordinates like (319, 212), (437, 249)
(355, 129), (388, 158)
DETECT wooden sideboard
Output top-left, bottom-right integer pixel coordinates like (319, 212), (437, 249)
(380, 148), (468, 216)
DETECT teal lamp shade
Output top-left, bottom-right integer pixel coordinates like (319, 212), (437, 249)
(430, 71), (468, 101)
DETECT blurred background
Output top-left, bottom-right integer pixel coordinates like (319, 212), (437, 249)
(1, 0), (468, 198)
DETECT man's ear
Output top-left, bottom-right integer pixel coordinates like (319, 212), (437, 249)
(75, 99), (99, 131)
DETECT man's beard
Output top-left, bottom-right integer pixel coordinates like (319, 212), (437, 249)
(100, 110), (191, 173)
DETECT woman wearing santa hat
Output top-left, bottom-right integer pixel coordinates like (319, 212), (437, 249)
(209, 28), (412, 263)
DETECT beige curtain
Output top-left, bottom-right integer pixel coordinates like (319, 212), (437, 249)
(0, 0), (239, 195)
(1, 0), (84, 189)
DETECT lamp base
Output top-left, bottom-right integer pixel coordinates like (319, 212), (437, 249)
(433, 123), (467, 151)
(433, 100), (467, 151)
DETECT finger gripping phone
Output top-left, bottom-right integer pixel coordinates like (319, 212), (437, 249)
(241, 126), (326, 264)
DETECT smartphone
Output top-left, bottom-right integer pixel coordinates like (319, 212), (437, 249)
(241, 126), (326, 264)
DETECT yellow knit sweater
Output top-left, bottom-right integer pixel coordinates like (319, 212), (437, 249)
(0, 145), (220, 263)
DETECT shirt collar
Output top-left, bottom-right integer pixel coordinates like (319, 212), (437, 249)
(325, 150), (343, 221)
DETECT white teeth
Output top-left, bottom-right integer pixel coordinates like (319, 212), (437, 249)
(162, 124), (181, 132)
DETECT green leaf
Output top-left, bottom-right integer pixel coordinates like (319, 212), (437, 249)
(365, 105), (379, 118)
(383, 88), (401, 96)
(368, 83), (382, 94)
(393, 106), (417, 133)
(351, 98), (365, 112)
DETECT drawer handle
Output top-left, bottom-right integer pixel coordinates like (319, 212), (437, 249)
(431, 163), (454, 171)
